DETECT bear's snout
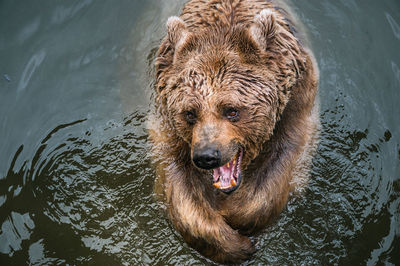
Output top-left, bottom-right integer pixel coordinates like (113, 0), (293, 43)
(192, 145), (221, 169)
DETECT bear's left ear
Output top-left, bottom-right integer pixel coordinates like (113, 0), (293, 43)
(249, 9), (278, 51)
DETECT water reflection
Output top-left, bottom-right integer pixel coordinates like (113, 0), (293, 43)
(0, 212), (34, 256)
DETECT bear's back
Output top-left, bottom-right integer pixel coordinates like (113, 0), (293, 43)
(180, 0), (274, 30)
(180, 0), (309, 49)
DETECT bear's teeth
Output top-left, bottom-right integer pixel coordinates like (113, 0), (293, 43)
(213, 181), (221, 189)
(231, 178), (237, 187)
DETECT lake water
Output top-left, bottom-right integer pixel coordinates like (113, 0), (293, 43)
(0, 0), (399, 264)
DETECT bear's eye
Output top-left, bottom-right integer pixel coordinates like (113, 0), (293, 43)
(185, 111), (197, 124)
(224, 108), (239, 121)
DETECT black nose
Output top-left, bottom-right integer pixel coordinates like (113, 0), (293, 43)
(193, 146), (221, 169)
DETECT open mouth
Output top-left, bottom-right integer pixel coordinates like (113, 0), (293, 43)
(212, 148), (243, 193)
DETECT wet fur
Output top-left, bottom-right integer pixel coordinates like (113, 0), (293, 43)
(149, 0), (319, 263)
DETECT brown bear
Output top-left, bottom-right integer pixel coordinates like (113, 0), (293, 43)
(149, 0), (319, 263)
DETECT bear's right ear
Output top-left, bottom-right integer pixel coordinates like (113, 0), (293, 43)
(166, 16), (190, 53)
(249, 9), (278, 51)
(155, 17), (191, 94)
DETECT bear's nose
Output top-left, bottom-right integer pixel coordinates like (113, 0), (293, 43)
(193, 146), (221, 170)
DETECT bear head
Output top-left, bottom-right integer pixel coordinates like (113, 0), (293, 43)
(155, 9), (306, 193)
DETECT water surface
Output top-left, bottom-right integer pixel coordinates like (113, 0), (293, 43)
(0, 0), (399, 264)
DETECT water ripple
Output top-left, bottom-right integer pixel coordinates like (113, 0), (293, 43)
(386, 12), (400, 40)
(16, 50), (46, 96)
(51, 0), (93, 25)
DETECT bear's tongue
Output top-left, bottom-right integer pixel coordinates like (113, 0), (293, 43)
(212, 151), (242, 191)
(213, 162), (236, 189)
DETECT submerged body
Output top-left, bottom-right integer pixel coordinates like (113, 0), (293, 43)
(149, 0), (319, 263)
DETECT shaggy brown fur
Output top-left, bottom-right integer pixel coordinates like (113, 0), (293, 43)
(149, 0), (319, 263)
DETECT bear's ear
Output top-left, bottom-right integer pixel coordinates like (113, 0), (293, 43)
(166, 16), (190, 52)
(155, 17), (191, 94)
(249, 9), (278, 51)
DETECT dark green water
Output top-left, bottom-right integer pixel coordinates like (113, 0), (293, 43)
(0, 0), (399, 265)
